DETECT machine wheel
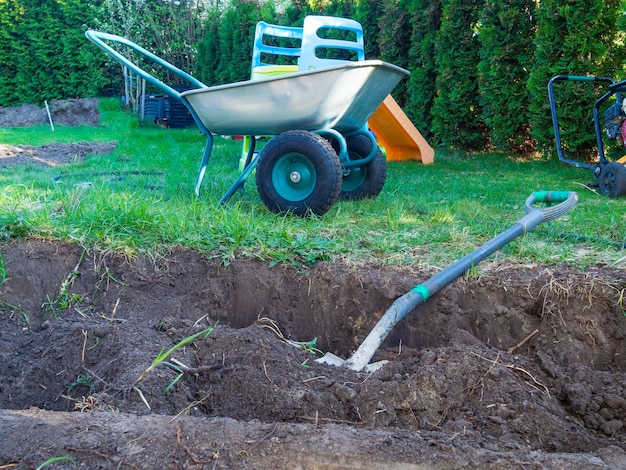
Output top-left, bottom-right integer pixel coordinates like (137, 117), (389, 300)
(340, 134), (387, 200)
(598, 162), (626, 198)
(256, 130), (342, 216)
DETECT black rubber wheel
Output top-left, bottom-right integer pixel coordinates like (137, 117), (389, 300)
(256, 130), (342, 216)
(340, 134), (387, 200)
(598, 162), (626, 198)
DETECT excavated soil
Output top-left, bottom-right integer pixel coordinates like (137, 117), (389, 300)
(1, 100), (626, 468)
(0, 99), (101, 128)
(0, 98), (117, 168)
(0, 240), (625, 469)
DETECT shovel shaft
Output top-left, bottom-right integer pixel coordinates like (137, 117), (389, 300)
(344, 191), (577, 371)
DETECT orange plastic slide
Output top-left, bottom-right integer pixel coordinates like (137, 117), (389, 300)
(368, 95), (434, 164)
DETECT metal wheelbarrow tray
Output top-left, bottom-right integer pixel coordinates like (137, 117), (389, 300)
(183, 62), (408, 136)
(85, 30), (409, 216)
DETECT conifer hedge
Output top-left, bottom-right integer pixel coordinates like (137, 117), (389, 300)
(477, 0), (535, 154)
(405, 0), (442, 142)
(1, 0), (624, 157)
(431, 0), (487, 150)
(0, 0), (107, 106)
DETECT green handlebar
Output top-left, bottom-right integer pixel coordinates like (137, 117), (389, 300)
(85, 30), (206, 102)
(566, 75), (596, 81)
(531, 190), (572, 204)
(525, 191), (578, 223)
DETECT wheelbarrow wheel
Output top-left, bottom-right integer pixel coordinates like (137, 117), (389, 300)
(599, 162), (626, 198)
(340, 134), (386, 200)
(256, 130), (342, 216)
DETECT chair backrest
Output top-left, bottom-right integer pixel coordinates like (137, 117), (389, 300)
(251, 21), (303, 74)
(298, 16), (365, 71)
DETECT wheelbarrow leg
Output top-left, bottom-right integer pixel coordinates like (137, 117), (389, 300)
(194, 132), (259, 204)
(220, 152), (261, 205)
(194, 133), (214, 198)
(220, 137), (258, 204)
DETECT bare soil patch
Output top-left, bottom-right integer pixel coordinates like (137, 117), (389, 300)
(0, 141), (118, 168)
(0, 98), (117, 168)
(0, 98), (101, 128)
(0, 240), (625, 469)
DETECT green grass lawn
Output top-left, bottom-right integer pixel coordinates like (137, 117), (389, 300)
(0, 98), (624, 270)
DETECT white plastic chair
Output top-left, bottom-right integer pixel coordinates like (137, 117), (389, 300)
(251, 21), (302, 75)
(241, 22), (303, 171)
(298, 16), (365, 71)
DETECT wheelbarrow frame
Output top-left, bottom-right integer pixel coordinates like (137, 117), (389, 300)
(85, 30), (408, 214)
(85, 30), (216, 199)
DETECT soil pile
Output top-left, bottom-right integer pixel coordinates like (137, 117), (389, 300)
(0, 241), (624, 469)
(0, 98), (101, 128)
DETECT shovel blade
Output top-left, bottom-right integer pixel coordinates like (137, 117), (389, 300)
(315, 352), (388, 372)
(315, 352), (345, 367)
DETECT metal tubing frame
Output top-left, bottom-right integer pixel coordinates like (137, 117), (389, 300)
(548, 75), (617, 173)
(220, 137), (258, 204)
(220, 127), (380, 204)
(86, 30), (216, 199)
(316, 127), (378, 177)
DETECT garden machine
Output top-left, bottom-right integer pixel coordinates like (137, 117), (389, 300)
(548, 75), (626, 198)
(85, 19), (407, 217)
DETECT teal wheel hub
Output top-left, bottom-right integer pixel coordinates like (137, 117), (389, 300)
(272, 153), (316, 201)
(341, 164), (367, 192)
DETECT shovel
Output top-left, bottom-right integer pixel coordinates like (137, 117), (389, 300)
(317, 191), (578, 372)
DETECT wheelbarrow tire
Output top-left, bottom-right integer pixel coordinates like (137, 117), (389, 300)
(256, 130), (342, 216)
(340, 134), (386, 200)
(599, 162), (626, 198)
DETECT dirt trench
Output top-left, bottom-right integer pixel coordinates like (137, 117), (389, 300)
(0, 240), (624, 469)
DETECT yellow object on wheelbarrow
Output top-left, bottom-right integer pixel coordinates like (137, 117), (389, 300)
(85, 30), (409, 216)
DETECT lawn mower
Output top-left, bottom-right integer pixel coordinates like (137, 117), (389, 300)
(548, 75), (626, 198)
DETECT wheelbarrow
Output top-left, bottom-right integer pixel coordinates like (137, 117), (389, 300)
(548, 75), (626, 198)
(85, 30), (409, 215)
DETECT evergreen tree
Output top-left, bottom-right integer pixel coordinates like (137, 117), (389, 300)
(527, 0), (625, 157)
(477, 0), (535, 153)
(60, 1), (111, 97)
(619, 0), (626, 37)
(282, 0), (311, 28)
(376, 0), (411, 104)
(405, 0), (442, 141)
(317, 0), (356, 18)
(215, 0), (270, 84)
(2, 0), (107, 105)
(0, 0), (23, 105)
(354, 0), (383, 59)
(431, 0), (487, 150)
(196, 7), (222, 85)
